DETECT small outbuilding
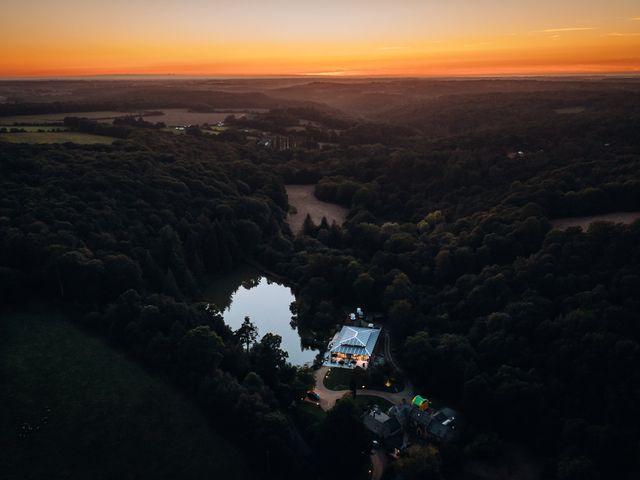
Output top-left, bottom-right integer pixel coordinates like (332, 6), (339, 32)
(363, 408), (402, 439)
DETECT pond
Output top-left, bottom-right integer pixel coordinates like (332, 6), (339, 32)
(201, 265), (318, 366)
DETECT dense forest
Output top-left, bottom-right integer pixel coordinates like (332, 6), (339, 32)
(0, 130), (318, 478)
(2, 79), (640, 479)
(268, 89), (640, 479)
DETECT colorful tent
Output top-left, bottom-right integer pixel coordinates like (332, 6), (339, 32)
(412, 395), (430, 411)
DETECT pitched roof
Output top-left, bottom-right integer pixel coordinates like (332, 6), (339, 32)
(329, 325), (381, 356)
(363, 410), (401, 438)
(426, 408), (459, 442)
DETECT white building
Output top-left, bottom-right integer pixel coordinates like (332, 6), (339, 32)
(324, 325), (382, 369)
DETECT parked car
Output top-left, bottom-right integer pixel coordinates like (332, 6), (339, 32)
(306, 391), (321, 402)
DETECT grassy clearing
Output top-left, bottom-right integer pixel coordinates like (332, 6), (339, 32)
(285, 184), (348, 235)
(205, 125), (228, 135)
(0, 131), (116, 144)
(550, 211), (640, 231)
(0, 311), (252, 480)
(323, 368), (354, 390)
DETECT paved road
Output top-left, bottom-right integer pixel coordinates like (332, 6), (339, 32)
(384, 329), (403, 372)
(370, 450), (387, 480)
(313, 334), (413, 480)
(313, 367), (348, 410)
(313, 366), (413, 412)
(314, 366), (411, 480)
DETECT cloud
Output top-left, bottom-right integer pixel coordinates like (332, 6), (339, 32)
(379, 46), (409, 51)
(607, 32), (640, 36)
(632, 17), (640, 21)
(537, 27), (596, 33)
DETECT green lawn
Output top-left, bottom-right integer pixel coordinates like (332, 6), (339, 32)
(295, 402), (326, 423)
(206, 126), (228, 135)
(0, 131), (116, 144)
(323, 367), (354, 390)
(0, 311), (252, 480)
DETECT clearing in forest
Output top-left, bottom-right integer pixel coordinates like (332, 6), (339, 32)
(286, 184), (348, 234)
(551, 211), (640, 231)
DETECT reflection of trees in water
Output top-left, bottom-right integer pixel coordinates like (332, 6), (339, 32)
(202, 265), (263, 309)
(240, 275), (262, 290)
(203, 266), (320, 364)
(206, 302), (224, 314)
(293, 315), (325, 351)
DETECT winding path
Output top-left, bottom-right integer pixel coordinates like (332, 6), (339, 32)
(312, 330), (413, 480)
(313, 365), (412, 480)
(313, 366), (413, 411)
(314, 329), (413, 411)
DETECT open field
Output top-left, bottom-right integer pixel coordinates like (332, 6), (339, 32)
(286, 184), (349, 234)
(0, 131), (116, 144)
(551, 211), (640, 230)
(555, 106), (586, 114)
(0, 311), (252, 480)
(163, 125), (229, 135)
(0, 111), (139, 125)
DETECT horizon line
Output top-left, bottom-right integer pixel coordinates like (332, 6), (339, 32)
(2, 72), (640, 82)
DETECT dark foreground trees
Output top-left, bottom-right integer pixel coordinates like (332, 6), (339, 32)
(315, 399), (372, 479)
(0, 132), (300, 478)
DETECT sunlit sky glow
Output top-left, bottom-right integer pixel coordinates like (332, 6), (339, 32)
(1, 0), (639, 77)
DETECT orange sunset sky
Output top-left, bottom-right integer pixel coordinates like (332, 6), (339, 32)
(1, 0), (639, 77)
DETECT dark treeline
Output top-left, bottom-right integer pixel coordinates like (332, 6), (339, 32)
(62, 115), (166, 138)
(0, 89), (306, 118)
(226, 106), (353, 130)
(384, 88), (640, 138)
(62, 116), (134, 138)
(223, 106), (351, 145)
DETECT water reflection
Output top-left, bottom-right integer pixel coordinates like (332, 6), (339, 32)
(201, 265), (318, 366)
